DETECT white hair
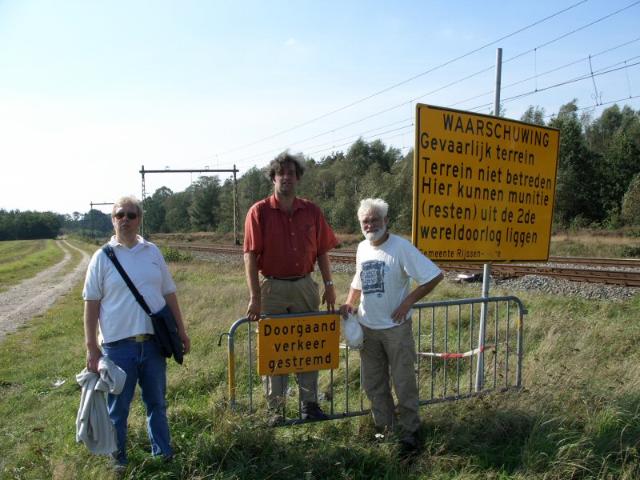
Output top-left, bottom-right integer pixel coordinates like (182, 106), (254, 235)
(357, 198), (389, 220)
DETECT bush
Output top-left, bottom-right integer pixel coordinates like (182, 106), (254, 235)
(621, 245), (640, 258)
(568, 214), (591, 231)
(621, 174), (640, 226)
(602, 207), (623, 230)
(161, 246), (193, 263)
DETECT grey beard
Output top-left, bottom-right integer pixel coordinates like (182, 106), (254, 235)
(363, 226), (387, 243)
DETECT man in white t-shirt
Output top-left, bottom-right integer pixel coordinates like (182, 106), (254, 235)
(340, 198), (442, 453)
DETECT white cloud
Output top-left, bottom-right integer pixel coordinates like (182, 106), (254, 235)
(282, 37), (309, 57)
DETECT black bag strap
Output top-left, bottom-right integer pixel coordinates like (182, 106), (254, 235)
(102, 245), (153, 316)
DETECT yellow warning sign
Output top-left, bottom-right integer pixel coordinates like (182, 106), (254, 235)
(257, 313), (340, 376)
(412, 104), (559, 262)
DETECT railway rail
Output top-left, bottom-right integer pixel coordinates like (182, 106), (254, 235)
(162, 242), (640, 288)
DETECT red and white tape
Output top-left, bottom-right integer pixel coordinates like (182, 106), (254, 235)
(418, 344), (495, 360)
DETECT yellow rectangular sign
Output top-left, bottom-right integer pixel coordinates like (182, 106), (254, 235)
(257, 313), (340, 376)
(412, 104), (560, 262)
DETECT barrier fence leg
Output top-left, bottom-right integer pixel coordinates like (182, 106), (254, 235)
(474, 264), (491, 392)
(228, 335), (236, 409)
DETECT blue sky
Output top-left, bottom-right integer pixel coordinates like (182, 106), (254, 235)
(1, 0), (639, 214)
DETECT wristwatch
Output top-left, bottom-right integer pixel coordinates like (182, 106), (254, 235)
(324, 280), (334, 287)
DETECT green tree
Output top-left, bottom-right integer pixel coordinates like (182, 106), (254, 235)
(549, 100), (602, 226)
(346, 138), (400, 175)
(297, 156), (337, 219)
(358, 163), (386, 200)
(216, 178), (238, 234)
(0, 210), (62, 240)
(164, 191), (193, 232)
(188, 176), (221, 231)
(585, 104), (630, 153)
(143, 186), (173, 233)
(621, 173), (640, 226)
(384, 150), (414, 233)
(83, 209), (112, 237)
(331, 179), (359, 233)
(520, 106), (546, 125)
(586, 105), (640, 218)
(237, 167), (271, 219)
(320, 139), (404, 231)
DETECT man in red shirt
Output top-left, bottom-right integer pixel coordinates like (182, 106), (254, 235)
(244, 151), (338, 423)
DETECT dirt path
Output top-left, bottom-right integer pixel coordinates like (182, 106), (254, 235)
(0, 240), (90, 341)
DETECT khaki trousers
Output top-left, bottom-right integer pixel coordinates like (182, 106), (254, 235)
(260, 275), (321, 409)
(361, 320), (420, 435)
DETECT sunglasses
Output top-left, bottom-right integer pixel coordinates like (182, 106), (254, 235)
(114, 211), (138, 220)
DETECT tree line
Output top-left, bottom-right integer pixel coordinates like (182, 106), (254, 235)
(2, 101), (638, 241)
(0, 209), (115, 240)
(538, 101), (640, 228)
(0, 210), (63, 240)
(141, 101), (640, 235)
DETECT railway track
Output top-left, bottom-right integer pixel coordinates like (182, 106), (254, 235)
(163, 243), (640, 287)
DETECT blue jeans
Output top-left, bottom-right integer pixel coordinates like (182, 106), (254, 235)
(102, 338), (172, 465)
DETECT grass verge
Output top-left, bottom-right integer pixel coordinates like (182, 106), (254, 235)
(0, 255), (639, 479)
(0, 240), (65, 292)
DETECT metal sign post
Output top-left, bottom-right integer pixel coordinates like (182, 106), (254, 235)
(412, 50), (559, 392)
(475, 48), (503, 391)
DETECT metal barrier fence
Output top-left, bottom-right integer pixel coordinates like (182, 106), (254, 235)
(221, 296), (525, 425)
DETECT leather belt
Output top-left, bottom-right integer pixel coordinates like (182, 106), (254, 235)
(265, 274), (307, 282)
(103, 334), (153, 347)
(130, 334), (152, 342)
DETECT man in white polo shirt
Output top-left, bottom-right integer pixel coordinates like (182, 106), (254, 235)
(83, 195), (190, 469)
(340, 198), (442, 453)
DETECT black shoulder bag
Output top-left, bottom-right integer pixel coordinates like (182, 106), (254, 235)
(102, 245), (184, 364)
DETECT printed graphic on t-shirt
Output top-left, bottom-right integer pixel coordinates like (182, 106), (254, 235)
(361, 260), (385, 295)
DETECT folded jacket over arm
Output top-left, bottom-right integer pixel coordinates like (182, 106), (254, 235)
(76, 356), (126, 455)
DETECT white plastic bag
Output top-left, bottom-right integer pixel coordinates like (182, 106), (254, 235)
(341, 313), (364, 349)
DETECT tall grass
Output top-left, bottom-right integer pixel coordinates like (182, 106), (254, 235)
(0, 254), (639, 479)
(550, 233), (640, 258)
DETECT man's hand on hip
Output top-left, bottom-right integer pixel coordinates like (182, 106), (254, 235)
(391, 301), (411, 323)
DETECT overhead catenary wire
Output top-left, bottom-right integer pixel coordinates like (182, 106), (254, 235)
(342, 52), (640, 153)
(449, 37), (640, 109)
(306, 124), (415, 158)
(499, 0), (640, 65)
(508, 59), (640, 100)
(298, 119), (414, 155)
(229, 5), (640, 168)
(233, 53), (638, 167)
(542, 94), (640, 119)
(184, 0), (640, 179)
(233, 117), (414, 168)
(467, 59), (640, 112)
(233, 51), (638, 168)
(219, 0), (590, 158)
(314, 94), (640, 157)
(320, 62), (640, 155)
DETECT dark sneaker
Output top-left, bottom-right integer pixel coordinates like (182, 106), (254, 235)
(301, 402), (329, 421)
(399, 433), (419, 457)
(110, 453), (127, 475)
